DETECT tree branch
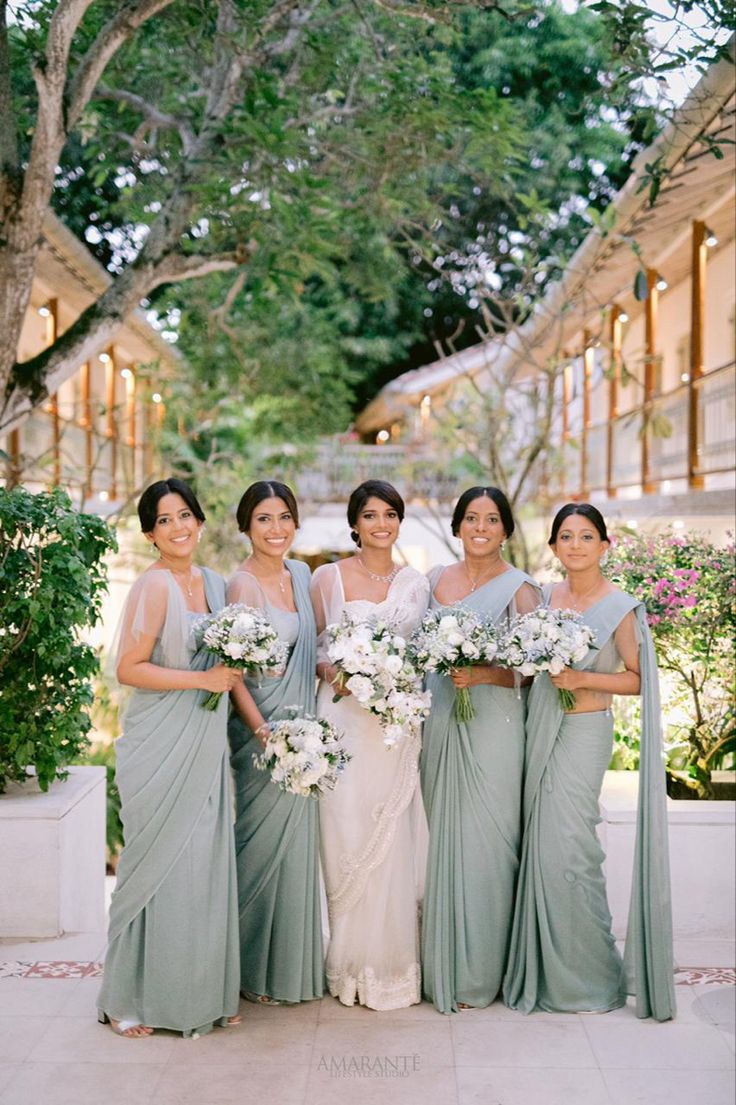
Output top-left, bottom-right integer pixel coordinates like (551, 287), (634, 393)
(66, 0), (177, 129)
(371, 0), (522, 23)
(0, 2), (18, 177)
(155, 251), (241, 284)
(93, 86), (196, 154)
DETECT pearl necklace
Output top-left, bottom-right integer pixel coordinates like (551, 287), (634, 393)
(357, 557), (401, 584)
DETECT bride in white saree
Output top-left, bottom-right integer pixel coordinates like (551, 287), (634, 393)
(310, 480), (429, 1010)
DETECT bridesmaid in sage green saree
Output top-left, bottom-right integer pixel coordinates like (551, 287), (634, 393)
(98, 479), (242, 1038)
(227, 481), (324, 1005)
(503, 503), (675, 1022)
(420, 486), (540, 1014)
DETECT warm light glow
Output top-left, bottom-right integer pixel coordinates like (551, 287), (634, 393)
(120, 367), (133, 379)
(626, 519), (638, 529)
(673, 519), (685, 529)
(681, 372), (690, 383)
(38, 305), (50, 318)
(152, 392), (162, 404)
(656, 278), (668, 292)
(421, 394), (431, 409)
(619, 312), (629, 323)
(705, 232), (718, 248)
(376, 430), (390, 443)
(99, 352), (111, 363)
(99, 490), (109, 502)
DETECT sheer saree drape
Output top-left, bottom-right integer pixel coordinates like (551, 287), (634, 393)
(98, 568), (240, 1036)
(421, 568), (540, 1013)
(227, 559), (324, 1002)
(503, 591), (675, 1021)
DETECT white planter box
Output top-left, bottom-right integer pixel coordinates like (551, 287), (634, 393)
(599, 770), (735, 941)
(0, 766), (106, 938)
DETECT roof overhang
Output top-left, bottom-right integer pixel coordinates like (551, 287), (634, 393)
(356, 41), (736, 435)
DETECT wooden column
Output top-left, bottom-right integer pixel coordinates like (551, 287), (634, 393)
(607, 306), (622, 498)
(641, 269), (659, 493)
(79, 362), (93, 494)
(125, 368), (137, 490)
(104, 347), (118, 499)
(45, 300), (60, 486)
(581, 331), (594, 498)
(560, 358), (571, 493)
(5, 429), (22, 488)
(143, 392), (154, 480)
(688, 221), (706, 489)
(125, 370), (136, 447)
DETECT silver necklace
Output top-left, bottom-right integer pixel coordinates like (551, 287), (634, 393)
(358, 557), (400, 584)
(566, 579), (603, 611)
(247, 559), (289, 594)
(465, 560), (501, 593)
(161, 562), (194, 597)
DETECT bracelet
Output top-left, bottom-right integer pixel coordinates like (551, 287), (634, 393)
(254, 722), (270, 737)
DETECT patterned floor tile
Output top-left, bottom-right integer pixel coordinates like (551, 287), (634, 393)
(674, 967), (736, 986)
(0, 962), (102, 980)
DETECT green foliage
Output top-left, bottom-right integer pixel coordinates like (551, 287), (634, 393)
(0, 488), (118, 793)
(606, 530), (736, 797)
(80, 741), (124, 869)
(7, 0), (665, 425)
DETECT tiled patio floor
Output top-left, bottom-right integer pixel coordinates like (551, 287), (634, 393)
(0, 933), (733, 1105)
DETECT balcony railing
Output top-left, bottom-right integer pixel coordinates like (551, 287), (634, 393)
(3, 405), (152, 504)
(571, 361), (734, 497)
(696, 364), (736, 474)
(297, 443), (462, 504)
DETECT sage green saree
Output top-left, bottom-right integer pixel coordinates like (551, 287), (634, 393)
(98, 568), (240, 1036)
(227, 559), (324, 1003)
(503, 590), (675, 1021)
(420, 567), (540, 1014)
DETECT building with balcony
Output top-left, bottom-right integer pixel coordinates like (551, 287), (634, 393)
(1, 212), (177, 512)
(355, 50), (735, 545)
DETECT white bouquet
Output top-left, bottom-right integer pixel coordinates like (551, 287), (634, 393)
(498, 607), (596, 710)
(409, 607), (499, 722)
(195, 603), (288, 710)
(253, 712), (351, 797)
(326, 613), (431, 748)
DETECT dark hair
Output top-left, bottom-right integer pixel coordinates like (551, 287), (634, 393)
(451, 486), (515, 539)
(138, 478), (205, 533)
(236, 480), (300, 533)
(548, 502), (609, 546)
(347, 480), (405, 547)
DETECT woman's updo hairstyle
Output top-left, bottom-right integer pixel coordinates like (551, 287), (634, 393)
(138, 478), (205, 534)
(347, 480), (405, 548)
(451, 485), (515, 539)
(548, 502), (609, 546)
(236, 481), (300, 534)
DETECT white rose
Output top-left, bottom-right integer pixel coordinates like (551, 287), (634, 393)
(233, 613), (256, 634)
(346, 674), (374, 702)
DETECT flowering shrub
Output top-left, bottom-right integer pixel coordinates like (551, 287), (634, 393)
(0, 487), (117, 792)
(606, 529), (735, 797)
